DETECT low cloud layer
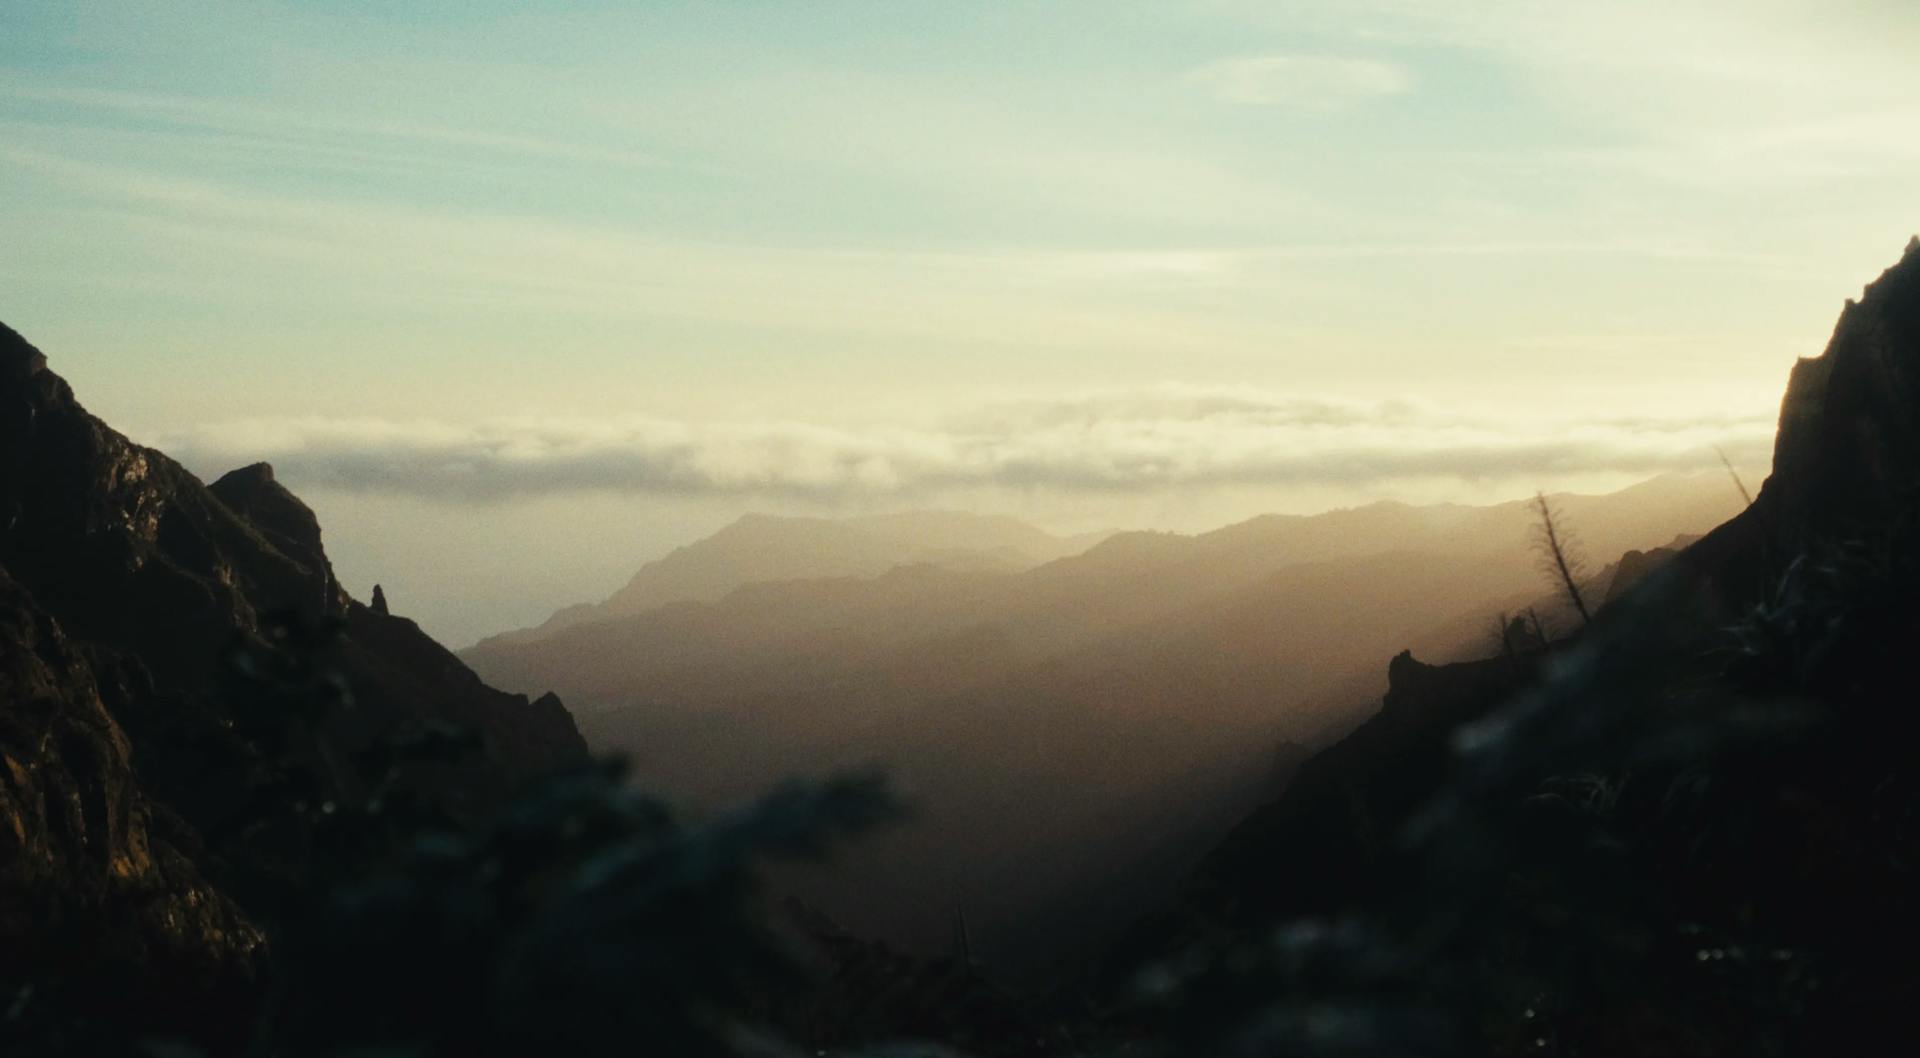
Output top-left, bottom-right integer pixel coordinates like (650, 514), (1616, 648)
(155, 389), (1776, 503)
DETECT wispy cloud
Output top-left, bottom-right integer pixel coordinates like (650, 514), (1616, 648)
(7, 145), (1806, 365)
(153, 388), (1775, 502)
(1189, 54), (1409, 109)
(1, 82), (672, 172)
(1236, 0), (1920, 185)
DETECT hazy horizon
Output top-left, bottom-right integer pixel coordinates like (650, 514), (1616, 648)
(333, 467), (1748, 648)
(6, 0), (1913, 642)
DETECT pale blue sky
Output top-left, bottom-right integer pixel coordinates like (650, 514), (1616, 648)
(4, 1), (1916, 642)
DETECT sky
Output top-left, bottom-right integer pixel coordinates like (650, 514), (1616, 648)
(3, 0), (1917, 644)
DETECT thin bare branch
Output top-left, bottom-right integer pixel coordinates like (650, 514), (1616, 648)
(1533, 492), (1592, 626)
(1715, 446), (1754, 508)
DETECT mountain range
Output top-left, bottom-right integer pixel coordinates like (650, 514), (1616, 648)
(462, 468), (1743, 979)
(10, 236), (1920, 1054)
(477, 511), (1113, 649)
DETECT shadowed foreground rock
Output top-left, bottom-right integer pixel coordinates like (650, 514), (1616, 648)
(0, 321), (587, 1046)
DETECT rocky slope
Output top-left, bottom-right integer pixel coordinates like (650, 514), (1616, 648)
(0, 565), (264, 1046)
(1133, 237), (1920, 1056)
(0, 321), (587, 1041)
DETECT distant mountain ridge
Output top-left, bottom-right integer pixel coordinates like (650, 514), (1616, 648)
(475, 510), (1112, 649)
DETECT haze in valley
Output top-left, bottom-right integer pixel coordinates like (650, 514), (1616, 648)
(12, 1), (1920, 1052)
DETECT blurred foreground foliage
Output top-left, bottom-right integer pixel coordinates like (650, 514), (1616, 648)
(4, 612), (904, 1058)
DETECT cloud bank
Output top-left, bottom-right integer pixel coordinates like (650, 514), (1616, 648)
(154, 389), (1775, 503)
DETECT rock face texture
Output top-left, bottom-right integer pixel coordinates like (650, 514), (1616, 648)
(0, 563), (270, 1042)
(0, 321), (587, 1035)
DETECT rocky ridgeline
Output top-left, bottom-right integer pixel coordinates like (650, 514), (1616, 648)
(0, 322), (586, 1038)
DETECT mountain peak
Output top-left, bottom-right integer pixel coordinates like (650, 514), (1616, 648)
(217, 460), (279, 486)
(210, 461), (334, 589)
(1757, 239), (1920, 543)
(0, 321), (47, 381)
(1859, 233), (1920, 304)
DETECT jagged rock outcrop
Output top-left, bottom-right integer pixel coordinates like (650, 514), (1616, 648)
(1768, 237), (1920, 526)
(0, 320), (585, 791)
(0, 321), (588, 1040)
(1679, 236), (1920, 612)
(1601, 542), (1682, 606)
(207, 462), (339, 610)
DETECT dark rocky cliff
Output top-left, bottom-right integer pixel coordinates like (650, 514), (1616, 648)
(1674, 236), (1920, 614)
(1765, 238), (1920, 532)
(1134, 238), (1920, 1056)
(0, 566), (264, 1044)
(0, 321), (587, 1040)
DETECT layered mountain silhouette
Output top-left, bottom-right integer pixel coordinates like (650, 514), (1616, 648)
(478, 511), (1112, 649)
(13, 237), (1917, 1055)
(0, 323), (585, 1038)
(463, 466), (1742, 979)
